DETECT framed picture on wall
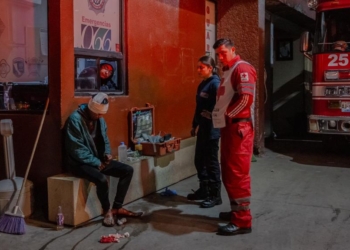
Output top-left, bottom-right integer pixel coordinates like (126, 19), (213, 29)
(276, 39), (293, 61)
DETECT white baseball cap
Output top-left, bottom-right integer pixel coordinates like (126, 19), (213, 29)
(88, 92), (109, 114)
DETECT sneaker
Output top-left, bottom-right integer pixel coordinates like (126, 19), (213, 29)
(217, 223), (252, 236)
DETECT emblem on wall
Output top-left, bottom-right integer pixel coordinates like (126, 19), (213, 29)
(88, 0), (108, 14)
(13, 57), (25, 77)
(0, 59), (10, 78)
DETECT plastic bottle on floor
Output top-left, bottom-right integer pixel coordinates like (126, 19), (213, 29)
(118, 142), (128, 162)
(56, 206), (64, 230)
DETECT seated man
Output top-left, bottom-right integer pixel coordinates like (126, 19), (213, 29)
(333, 41), (348, 51)
(64, 92), (143, 226)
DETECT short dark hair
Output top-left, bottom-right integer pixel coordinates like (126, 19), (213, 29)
(213, 38), (234, 49)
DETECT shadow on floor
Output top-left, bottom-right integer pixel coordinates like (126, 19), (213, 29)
(138, 208), (219, 235)
(123, 193), (222, 235)
(265, 135), (350, 169)
(142, 192), (199, 208)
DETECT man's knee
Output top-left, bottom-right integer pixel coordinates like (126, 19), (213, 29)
(126, 165), (134, 176)
(95, 175), (109, 186)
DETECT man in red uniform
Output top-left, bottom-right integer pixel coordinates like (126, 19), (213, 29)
(211, 38), (256, 236)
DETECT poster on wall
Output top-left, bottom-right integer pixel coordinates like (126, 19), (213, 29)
(74, 0), (120, 52)
(205, 1), (216, 58)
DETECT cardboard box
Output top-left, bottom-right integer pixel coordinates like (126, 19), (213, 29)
(129, 104), (181, 156)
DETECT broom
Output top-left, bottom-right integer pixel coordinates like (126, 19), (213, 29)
(0, 98), (49, 234)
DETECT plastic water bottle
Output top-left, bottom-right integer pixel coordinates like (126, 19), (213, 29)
(118, 142), (128, 162)
(56, 206), (64, 230)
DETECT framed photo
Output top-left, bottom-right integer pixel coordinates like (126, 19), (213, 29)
(276, 39), (293, 61)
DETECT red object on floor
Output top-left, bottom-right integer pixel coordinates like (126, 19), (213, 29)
(99, 236), (118, 243)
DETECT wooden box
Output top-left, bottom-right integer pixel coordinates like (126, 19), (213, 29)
(47, 174), (102, 226)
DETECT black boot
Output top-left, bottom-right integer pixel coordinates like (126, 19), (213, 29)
(217, 223), (252, 236)
(187, 181), (209, 200)
(200, 182), (222, 208)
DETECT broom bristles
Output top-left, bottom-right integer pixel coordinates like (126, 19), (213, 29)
(0, 206), (26, 235)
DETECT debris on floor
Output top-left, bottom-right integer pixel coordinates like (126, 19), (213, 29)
(99, 232), (130, 243)
(251, 154), (257, 162)
(160, 187), (177, 196)
(116, 217), (127, 226)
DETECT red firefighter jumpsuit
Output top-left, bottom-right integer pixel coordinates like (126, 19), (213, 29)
(212, 55), (256, 228)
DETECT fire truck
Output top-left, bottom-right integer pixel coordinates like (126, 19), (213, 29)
(301, 0), (350, 135)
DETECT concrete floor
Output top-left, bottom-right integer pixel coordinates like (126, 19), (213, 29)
(1, 139), (350, 250)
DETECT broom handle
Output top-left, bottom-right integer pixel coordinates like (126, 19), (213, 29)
(15, 98), (50, 207)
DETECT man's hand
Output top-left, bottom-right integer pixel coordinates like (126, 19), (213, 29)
(104, 154), (113, 164)
(190, 128), (196, 137)
(98, 162), (106, 171)
(201, 110), (212, 120)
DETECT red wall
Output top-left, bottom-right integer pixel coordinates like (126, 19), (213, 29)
(0, 1), (206, 191)
(124, 1), (205, 150)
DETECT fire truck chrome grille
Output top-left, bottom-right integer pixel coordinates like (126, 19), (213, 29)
(309, 115), (350, 134)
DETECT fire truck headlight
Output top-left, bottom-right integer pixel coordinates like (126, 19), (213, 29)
(309, 119), (319, 132)
(328, 120), (337, 128)
(324, 71), (339, 81)
(340, 121), (350, 132)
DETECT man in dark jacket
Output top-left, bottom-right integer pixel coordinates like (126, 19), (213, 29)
(64, 92), (143, 227)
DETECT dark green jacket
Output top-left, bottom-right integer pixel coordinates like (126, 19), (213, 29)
(64, 104), (111, 170)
